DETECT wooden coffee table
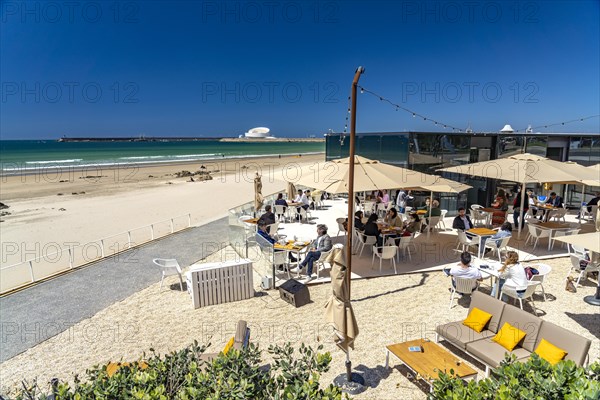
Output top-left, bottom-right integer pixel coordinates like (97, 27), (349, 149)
(385, 339), (477, 391)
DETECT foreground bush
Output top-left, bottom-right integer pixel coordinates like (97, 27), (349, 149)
(11, 342), (350, 399)
(430, 353), (600, 399)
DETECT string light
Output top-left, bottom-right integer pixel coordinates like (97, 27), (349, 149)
(513, 115), (599, 132)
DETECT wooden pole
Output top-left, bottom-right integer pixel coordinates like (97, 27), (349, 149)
(346, 66), (364, 300)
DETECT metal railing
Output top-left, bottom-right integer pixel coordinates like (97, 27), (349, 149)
(0, 213), (191, 294)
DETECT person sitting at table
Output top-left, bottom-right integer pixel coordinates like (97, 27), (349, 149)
(422, 199), (441, 231)
(354, 211), (366, 231)
(402, 212), (421, 236)
(384, 207), (403, 227)
(539, 191), (563, 221)
(256, 220), (296, 267)
(290, 224), (332, 281)
(452, 207), (473, 231)
(257, 205), (276, 228)
(375, 190), (384, 204)
(417, 197), (430, 211)
(293, 189), (309, 220)
(527, 190), (538, 216)
(490, 251), (528, 301)
(363, 213), (383, 247)
(482, 221), (513, 253)
(275, 193), (288, 210)
(587, 192), (600, 212)
(443, 252), (482, 290)
(491, 189), (509, 226)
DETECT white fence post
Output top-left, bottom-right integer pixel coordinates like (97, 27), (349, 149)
(28, 261), (35, 282)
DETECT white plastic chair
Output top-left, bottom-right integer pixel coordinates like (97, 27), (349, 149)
(571, 244), (588, 259)
(469, 209), (486, 226)
(449, 277), (479, 309)
(267, 222), (280, 235)
(525, 224), (550, 250)
(501, 281), (541, 314)
(273, 205), (287, 223)
(295, 207), (310, 223)
(315, 248), (333, 279)
(580, 205), (598, 221)
(372, 245), (398, 274)
(550, 208), (568, 222)
(397, 236), (413, 262)
(363, 201), (375, 216)
(470, 204), (483, 210)
(484, 236), (511, 261)
(336, 217), (347, 236)
(569, 254), (600, 287)
(153, 258), (184, 291)
(526, 263), (552, 301)
(356, 231), (377, 257)
(439, 209), (448, 230)
(456, 230), (476, 254)
(425, 216), (441, 233)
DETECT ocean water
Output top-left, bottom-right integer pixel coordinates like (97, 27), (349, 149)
(0, 140), (325, 174)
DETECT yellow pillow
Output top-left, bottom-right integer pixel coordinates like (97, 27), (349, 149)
(492, 323), (526, 351)
(223, 337), (235, 354)
(534, 339), (567, 365)
(463, 307), (493, 333)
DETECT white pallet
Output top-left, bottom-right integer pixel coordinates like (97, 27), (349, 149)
(186, 259), (254, 309)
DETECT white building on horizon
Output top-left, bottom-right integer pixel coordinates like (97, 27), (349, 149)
(239, 127), (276, 139)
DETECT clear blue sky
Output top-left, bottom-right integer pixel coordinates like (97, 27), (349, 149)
(1, 0), (599, 139)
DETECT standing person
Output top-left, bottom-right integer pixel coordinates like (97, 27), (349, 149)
(376, 190), (384, 204)
(512, 188), (529, 229)
(491, 189), (509, 226)
(381, 189), (390, 206)
(490, 251), (528, 301)
(452, 207), (473, 231)
(291, 224), (332, 281)
(396, 189), (413, 213)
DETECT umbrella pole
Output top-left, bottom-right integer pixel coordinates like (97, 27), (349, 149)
(579, 184), (586, 225)
(427, 191), (434, 238)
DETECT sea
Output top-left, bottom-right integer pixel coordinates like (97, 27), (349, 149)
(0, 140), (325, 175)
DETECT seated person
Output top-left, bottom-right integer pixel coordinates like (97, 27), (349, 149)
(363, 213), (383, 247)
(274, 193), (288, 210)
(354, 211), (366, 231)
(452, 207), (473, 231)
(401, 212), (421, 236)
(291, 224), (332, 281)
(424, 199), (442, 218)
(444, 252), (482, 290)
(257, 205), (276, 228)
(256, 221), (295, 266)
(293, 189), (310, 219)
(482, 221), (512, 252)
(540, 191), (563, 220)
(384, 208), (403, 227)
(417, 197), (430, 211)
(587, 192), (600, 212)
(490, 251), (528, 301)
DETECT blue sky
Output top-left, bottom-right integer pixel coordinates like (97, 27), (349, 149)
(1, 0), (599, 139)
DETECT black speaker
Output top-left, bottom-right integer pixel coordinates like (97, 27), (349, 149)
(278, 279), (310, 307)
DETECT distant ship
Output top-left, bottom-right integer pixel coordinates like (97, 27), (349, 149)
(239, 127), (276, 139)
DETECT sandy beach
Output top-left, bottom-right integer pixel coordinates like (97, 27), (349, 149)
(0, 245), (598, 399)
(0, 153), (324, 269)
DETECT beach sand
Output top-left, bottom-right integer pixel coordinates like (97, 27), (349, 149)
(0, 154), (324, 268)
(0, 247), (598, 399)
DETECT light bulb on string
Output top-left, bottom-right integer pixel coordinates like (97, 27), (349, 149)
(412, 113), (416, 118)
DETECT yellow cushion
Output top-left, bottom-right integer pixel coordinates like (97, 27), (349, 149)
(463, 307), (493, 333)
(492, 322), (526, 351)
(534, 339), (567, 365)
(223, 337), (235, 354)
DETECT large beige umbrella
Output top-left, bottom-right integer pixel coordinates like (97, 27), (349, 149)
(554, 232), (600, 306)
(439, 153), (598, 237)
(324, 245), (363, 387)
(289, 155), (468, 194)
(253, 172), (263, 215)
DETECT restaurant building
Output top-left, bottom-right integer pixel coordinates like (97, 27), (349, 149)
(324, 131), (600, 213)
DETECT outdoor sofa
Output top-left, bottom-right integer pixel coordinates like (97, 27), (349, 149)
(436, 291), (592, 376)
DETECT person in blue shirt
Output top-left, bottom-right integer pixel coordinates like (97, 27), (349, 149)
(482, 222), (512, 253)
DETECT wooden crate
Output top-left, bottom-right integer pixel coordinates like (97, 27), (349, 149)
(186, 259), (254, 308)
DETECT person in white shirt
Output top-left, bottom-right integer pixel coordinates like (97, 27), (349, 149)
(444, 252), (482, 291)
(396, 189), (413, 213)
(293, 189), (309, 219)
(490, 251), (528, 301)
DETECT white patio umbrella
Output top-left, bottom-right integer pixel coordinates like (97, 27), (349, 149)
(439, 153), (598, 237)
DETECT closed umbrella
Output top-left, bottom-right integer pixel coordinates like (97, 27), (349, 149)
(286, 181), (296, 201)
(324, 245), (364, 392)
(253, 172), (263, 215)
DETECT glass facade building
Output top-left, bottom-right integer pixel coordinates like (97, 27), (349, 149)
(326, 131), (600, 214)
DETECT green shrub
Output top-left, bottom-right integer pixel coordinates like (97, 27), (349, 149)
(9, 342), (349, 400)
(430, 353), (600, 400)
